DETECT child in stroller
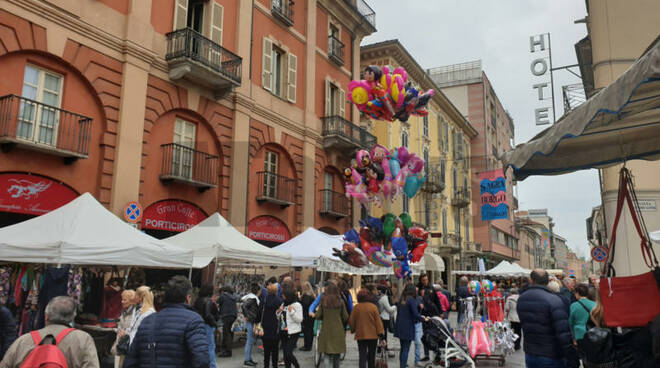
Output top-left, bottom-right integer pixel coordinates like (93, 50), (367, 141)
(421, 317), (475, 368)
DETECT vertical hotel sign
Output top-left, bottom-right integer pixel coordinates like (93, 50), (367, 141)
(479, 169), (508, 221)
(530, 33), (553, 125)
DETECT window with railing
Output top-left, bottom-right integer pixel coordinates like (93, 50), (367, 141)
(320, 189), (349, 217)
(271, 0), (294, 26)
(160, 143), (218, 187)
(328, 34), (345, 65)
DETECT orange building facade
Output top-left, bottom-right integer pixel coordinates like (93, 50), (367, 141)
(0, 0), (376, 247)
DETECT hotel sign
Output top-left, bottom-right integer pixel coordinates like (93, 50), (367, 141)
(530, 34), (553, 125)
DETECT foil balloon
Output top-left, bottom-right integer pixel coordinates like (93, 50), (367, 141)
(468, 280), (482, 296)
(332, 243), (368, 268)
(367, 248), (394, 267)
(393, 259), (412, 279)
(399, 212), (413, 230)
(482, 279), (494, 293)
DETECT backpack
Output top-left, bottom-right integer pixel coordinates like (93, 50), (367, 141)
(21, 328), (74, 368)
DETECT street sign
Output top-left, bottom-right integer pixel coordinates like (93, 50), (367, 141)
(591, 246), (608, 263)
(123, 201), (142, 224)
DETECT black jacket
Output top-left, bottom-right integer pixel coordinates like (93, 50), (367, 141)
(517, 285), (578, 367)
(241, 296), (261, 323)
(123, 303), (209, 368)
(193, 296), (218, 327)
(0, 306), (16, 359)
(300, 294), (315, 324)
(261, 294), (283, 340)
(218, 292), (238, 319)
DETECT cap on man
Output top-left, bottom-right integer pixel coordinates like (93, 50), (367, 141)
(0, 296), (99, 368)
(517, 269), (579, 368)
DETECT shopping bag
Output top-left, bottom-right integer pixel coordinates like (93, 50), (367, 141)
(375, 347), (388, 368)
(600, 168), (660, 327)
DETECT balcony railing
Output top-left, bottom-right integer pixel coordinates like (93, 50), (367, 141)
(319, 189), (349, 219)
(328, 35), (344, 66)
(421, 172), (445, 193)
(160, 143), (218, 190)
(166, 28), (242, 97)
(272, 0), (294, 26)
(451, 187), (470, 207)
(322, 116), (376, 152)
(344, 0), (376, 29)
(256, 171), (295, 207)
(442, 232), (461, 253)
(0, 94), (92, 161)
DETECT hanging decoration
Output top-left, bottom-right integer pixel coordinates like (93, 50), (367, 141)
(348, 65), (435, 123)
(332, 213), (428, 278)
(479, 169), (508, 221)
(344, 145), (426, 209)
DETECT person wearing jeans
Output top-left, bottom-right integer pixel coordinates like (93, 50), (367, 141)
(193, 285), (219, 368)
(241, 283), (262, 366)
(414, 321), (429, 366)
(282, 289), (302, 368)
(395, 284), (428, 368)
(217, 286), (238, 358)
(350, 288), (385, 368)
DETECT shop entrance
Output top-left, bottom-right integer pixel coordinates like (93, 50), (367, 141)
(247, 215), (291, 248)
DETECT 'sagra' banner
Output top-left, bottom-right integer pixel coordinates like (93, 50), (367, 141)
(479, 169), (508, 221)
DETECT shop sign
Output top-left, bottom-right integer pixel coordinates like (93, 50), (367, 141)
(0, 173), (78, 215)
(247, 216), (291, 243)
(142, 200), (206, 232)
(638, 199), (656, 211)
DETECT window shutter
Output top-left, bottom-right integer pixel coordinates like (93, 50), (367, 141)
(210, 2), (223, 45)
(338, 88), (345, 118)
(325, 80), (331, 116)
(262, 38), (273, 91)
(173, 0), (189, 31)
(287, 53), (297, 103)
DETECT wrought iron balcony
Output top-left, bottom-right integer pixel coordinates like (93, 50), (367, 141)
(160, 143), (218, 190)
(272, 0), (294, 27)
(256, 171), (295, 208)
(319, 189), (349, 219)
(464, 242), (482, 254)
(451, 187), (470, 208)
(442, 232), (461, 253)
(328, 35), (344, 66)
(0, 94), (92, 162)
(166, 28), (242, 98)
(421, 172), (445, 193)
(344, 0), (376, 29)
(322, 116), (376, 152)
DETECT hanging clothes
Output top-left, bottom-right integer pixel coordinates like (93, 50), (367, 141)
(36, 266), (71, 329)
(82, 270), (104, 315)
(100, 284), (123, 321)
(0, 267), (11, 306)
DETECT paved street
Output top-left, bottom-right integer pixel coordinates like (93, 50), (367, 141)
(216, 315), (525, 367)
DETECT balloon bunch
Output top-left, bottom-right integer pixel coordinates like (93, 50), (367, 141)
(332, 213), (429, 278)
(348, 65), (435, 123)
(344, 145), (426, 208)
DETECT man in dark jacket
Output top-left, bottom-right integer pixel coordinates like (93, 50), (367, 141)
(0, 306), (16, 360)
(193, 284), (219, 368)
(517, 269), (579, 368)
(456, 276), (470, 324)
(124, 275), (209, 368)
(217, 286), (238, 357)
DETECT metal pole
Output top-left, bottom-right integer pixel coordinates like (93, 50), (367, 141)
(547, 32), (556, 123)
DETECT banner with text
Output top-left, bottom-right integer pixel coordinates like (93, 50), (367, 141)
(479, 169), (508, 221)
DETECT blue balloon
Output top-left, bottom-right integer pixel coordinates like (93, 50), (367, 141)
(390, 151), (401, 178)
(391, 237), (408, 258)
(404, 175), (426, 198)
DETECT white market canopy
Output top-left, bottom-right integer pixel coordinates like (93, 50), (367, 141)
(165, 213), (291, 268)
(452, 260), (530, 277)
(502, 38), (660, 180)
(0, 193), (193, 268)
(273, 227), (435, 275)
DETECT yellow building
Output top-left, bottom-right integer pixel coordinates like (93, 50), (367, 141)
(360, 40), (478, 289)
(575, 0), (660, 276)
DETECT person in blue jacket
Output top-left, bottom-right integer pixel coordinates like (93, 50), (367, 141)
(123, 276), (209, 368)
(395, 284), (428, 368)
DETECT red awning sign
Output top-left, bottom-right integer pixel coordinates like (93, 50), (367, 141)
(247, 216), (291, 243)
(142, 200), (206, 232)
(0, 173), (78, 216)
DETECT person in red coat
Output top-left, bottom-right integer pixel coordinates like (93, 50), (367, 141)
(486, 286), (504, 322)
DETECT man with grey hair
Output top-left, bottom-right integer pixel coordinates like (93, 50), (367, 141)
(0, 296), (99, 368)
(560, 277), (577, 305)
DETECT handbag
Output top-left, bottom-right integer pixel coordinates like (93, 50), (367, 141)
(375, 344), (388, 368)
(599, 168), (660, 327)
(115, 334), (130, 355)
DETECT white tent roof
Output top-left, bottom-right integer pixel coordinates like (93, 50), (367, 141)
(274, 227), (426, 275)
(486, 261), (529, 277)
(510, 262), (531, 276)
(0, 193), (193, 268)
(165, 213), (291, 268)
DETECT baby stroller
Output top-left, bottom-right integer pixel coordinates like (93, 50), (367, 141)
(422, 317), (475, 368)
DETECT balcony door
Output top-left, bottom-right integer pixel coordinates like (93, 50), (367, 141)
(264, 150), (279, 198)
(19, 65), (62, 146)
(323, 172), (333, 211)
(173, 118), (196, 179)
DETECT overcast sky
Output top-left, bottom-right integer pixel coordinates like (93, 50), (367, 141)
(362, 0), (601, 259)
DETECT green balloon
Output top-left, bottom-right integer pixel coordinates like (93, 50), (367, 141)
(399, 212), (412, 229)
(382, 213), (397, 239)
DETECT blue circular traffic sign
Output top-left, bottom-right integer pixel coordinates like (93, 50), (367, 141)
(123, 201), (142, 223)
